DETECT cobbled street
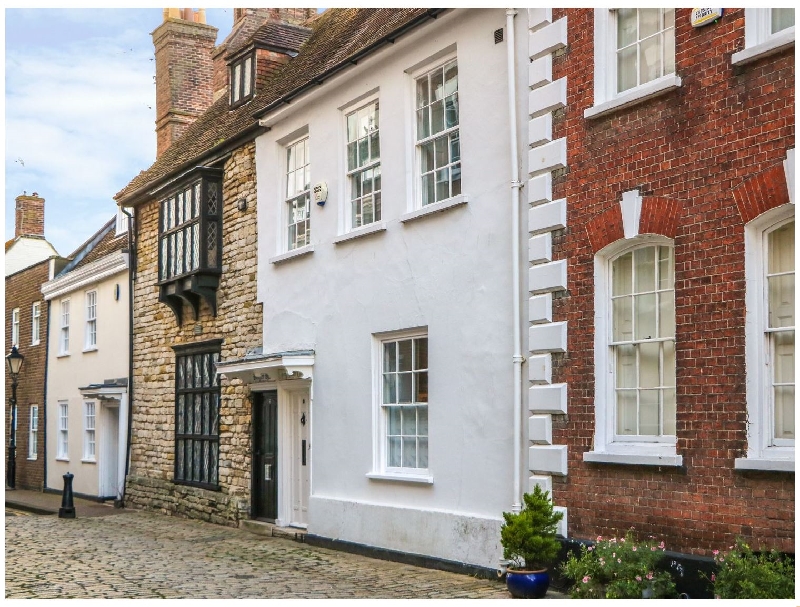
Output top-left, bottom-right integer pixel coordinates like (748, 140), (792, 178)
(5, 508), (512, 599)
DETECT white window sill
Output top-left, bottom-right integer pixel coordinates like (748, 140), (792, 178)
(584, 74), (682, 120)
(27, 456), (38, 461)
(57, 352), (70, 358)
(366, 471), (434, 484)
(269, 244), (315, 265)
(734, 456), (794, 472)
(333, 222), (387, 245)
(583, 449), (682, 467)
(30, 341), (40, 347)
(732, 29), (794, 66)
(56, 457), (69, 462)
(81, 458), (97, 464)
(82, 346), (98, 353)
(400, 194), (468, 224)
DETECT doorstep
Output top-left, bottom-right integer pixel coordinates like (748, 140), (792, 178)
(240, 519), (307, 541)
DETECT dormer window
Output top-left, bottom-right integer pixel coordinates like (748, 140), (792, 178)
(157, 167), (223, 324)
(230, 53), (254, 107)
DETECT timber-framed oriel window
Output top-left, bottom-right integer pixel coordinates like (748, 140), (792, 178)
(173, 340), (221, 490)
(158, 167), (223, 324)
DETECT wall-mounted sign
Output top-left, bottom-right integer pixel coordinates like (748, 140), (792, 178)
(691, 8), (723, 28)
(313, 182), (328, 206)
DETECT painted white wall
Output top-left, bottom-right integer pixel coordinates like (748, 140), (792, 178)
(5, 237), (58, 276)
(256, 9), (527, 568)
(44, 258), (129, 497)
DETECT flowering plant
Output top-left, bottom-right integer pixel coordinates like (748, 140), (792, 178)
(708, 539), (794, 599)
(560, 530), (676, 599)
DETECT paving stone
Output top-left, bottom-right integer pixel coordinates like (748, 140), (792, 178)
(5, 509), (534, 599)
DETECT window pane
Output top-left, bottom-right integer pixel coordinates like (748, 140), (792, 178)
(769, 222), (794, 273)
(232, 63), (241, 102)
(416, 108), (430, 140)
(772, 8), (795, 34)
(418, 406), (428, 436)
(431, 100), (444, 135)
(639, 8), (660, 38)
(415, 371), (428, 403)
(616, 390), (637, 435)
(431, 67), (445, 101)
(658, 246), (672, 289)
(421, 173), (434, 206)
(374, 192), (382, 222)
(415, 338), (428, 370)
(358, 137), (369, 167)
(634, 247), (655, 292)
(434, 136), (449, 169)
(616, 344), (636, 388)
(658, 292), (675, 338)
(388, 406), (401, 435)
(445, 93), (459, 128)
(775, 386), (795, 439)
(451, 163), (462, 196)
(774, 330), (795, 384)
(347, 142), (357, 172)
(768, 274), (795, 328)
(398, 373), (413, 403)
(634, 293), (656, 340)
(370, 131), (380, 162)
(639, 342), (660, 388)
(617, 8), (638, 48)
(663, 388), (676, 435)
(402, 437), (417, 468)
(663, 28), (675, 75)
(418, 438), (428, 468)
(388, 436), (401, 467)
(639, 389), (660, 435)
(398, 340), (413, 371)
(243, 57), (252, 96)
(612, 296), (633, 341)
(617, 45), (637, 93)
(450, 132), (461, 163)
(663, 340), (676, 387)
(443, 61), (458, 95)
(612, 252), (632, 296)
(435, 168), (450, 202)
(416, 77), (429, 109)
(420, 141), (435, 173)
(402, 406), (416, 435)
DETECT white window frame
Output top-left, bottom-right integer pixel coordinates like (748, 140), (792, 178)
(57, 402), (69, 460)
(410, 53), (463, 213)
(85, 290), (97, 350)
(344, 97), (382, 232)
(59, 299), (70, 355)
(732, 8), (795, 66)
(31, 302), (40, 345)
(28, 405), (38, 460)
(737, 204), (795, 471)
(11, 307), (20, 347)
(284, 135), (312, 253)
(83, 401), (96, 462)
(367, 328), (433, 484)
(585, 235), (682, 467)
(586, 8), (681, 119)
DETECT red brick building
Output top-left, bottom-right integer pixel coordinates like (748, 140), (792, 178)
(5, 194), (67, 490)
(526, 8), (793, 560)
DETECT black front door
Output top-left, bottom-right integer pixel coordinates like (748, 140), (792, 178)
(252, 391), (278, 521)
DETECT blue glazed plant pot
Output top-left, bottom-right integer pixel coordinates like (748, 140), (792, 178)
(506, 569), (550, 599)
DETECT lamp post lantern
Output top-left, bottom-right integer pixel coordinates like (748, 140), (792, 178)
(6, 346), (24, 489)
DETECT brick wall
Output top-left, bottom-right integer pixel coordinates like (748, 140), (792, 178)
(549, 8), (794, 554)
(5, 260), (51, 490)
(126, 142), (263, 524)
(14, 194), (45, 238)
(153, 18), (218, 157)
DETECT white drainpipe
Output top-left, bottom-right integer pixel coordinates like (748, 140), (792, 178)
(506, 7), (523, 514)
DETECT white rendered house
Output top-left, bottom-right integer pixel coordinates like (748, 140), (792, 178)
(218, 8), (538, 570)
(41, 212), (130, 500)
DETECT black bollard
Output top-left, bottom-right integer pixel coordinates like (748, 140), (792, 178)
(59, 472), (76, 518)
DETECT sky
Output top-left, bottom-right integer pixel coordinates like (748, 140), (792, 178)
(3, 7), (243, 256)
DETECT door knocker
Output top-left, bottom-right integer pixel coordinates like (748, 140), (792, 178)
(300, 412), (306, 426)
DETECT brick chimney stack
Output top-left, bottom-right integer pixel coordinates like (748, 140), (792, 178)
(152, 8), (218, 158)
(15, 192), (45, 239)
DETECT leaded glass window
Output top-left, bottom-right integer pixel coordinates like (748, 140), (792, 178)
(174, 343), (221, 488)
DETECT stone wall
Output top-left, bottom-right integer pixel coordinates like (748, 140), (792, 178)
(126, 142), (262, 523)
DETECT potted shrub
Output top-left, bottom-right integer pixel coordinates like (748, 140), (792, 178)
(709, 538), (794, 599)
(560, 530), (676, 599)
(500, 486), (564, 598)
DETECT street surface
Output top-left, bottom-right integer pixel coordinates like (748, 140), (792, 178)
(5, 508), (512, 599)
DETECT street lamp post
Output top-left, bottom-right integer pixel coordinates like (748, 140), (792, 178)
(6, 346), (24, 489)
